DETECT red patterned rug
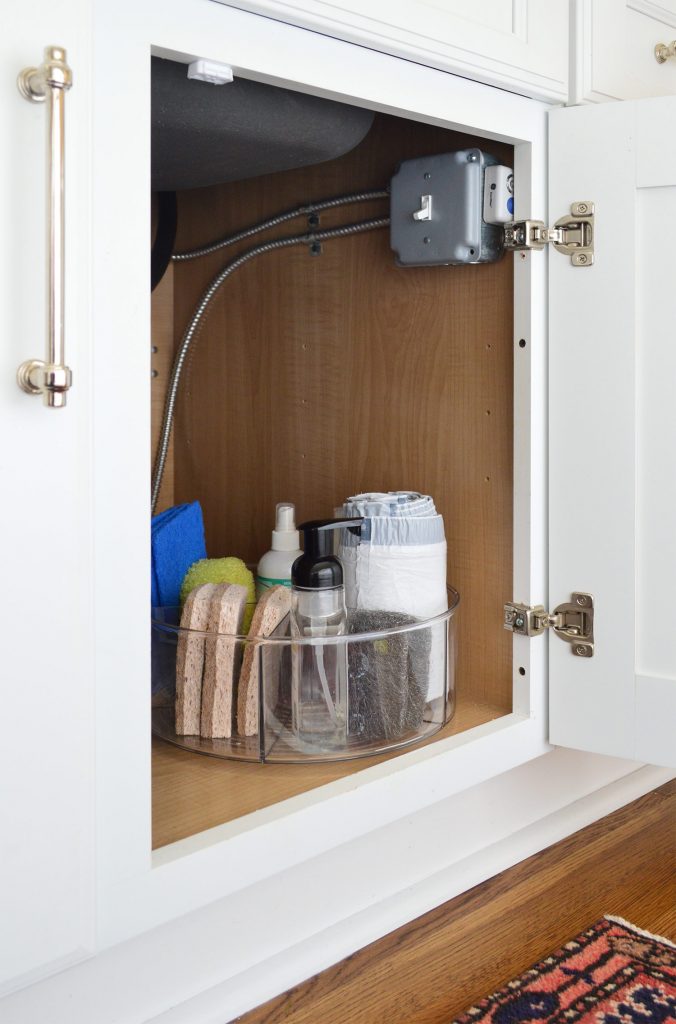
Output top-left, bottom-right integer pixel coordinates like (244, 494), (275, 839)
(454, 916), (676, 1024)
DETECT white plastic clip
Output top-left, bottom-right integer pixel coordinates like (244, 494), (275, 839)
(412, 194), (433, 221)
(187, 60), (234, 85)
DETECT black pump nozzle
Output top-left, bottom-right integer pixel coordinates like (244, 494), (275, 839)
(292, 517), (364, 590)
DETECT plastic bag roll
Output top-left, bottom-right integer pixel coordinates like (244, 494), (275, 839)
(339, 492), (448, 701)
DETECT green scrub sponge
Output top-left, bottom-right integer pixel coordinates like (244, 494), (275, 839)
(180, 557), (256, 632)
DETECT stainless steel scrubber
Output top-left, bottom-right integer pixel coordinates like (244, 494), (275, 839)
(348, 610), (431, 741)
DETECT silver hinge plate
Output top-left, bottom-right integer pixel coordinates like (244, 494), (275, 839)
(504, 592), (595, 657)
(504, 202), (594, 267)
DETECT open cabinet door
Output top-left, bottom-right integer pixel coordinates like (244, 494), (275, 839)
(548, 97), (676, 768)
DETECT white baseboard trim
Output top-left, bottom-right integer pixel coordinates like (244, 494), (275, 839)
(1, 750), (672, 1024)
(149, 753), (671, 1024)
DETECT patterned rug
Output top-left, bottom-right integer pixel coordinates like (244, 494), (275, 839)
(454, 916), (676, 1024)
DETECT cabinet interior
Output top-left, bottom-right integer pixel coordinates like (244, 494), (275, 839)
(151, 107), (514, 850)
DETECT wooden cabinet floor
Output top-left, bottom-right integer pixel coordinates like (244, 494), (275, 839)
(234, 780), (676, 1024)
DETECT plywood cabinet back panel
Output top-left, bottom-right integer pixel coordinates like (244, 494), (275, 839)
(168, 114), (514, 708)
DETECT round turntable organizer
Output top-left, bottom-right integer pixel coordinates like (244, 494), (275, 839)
(152, 587), (459, 764)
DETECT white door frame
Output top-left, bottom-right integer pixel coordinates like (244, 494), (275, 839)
(91, 0), (551, 952)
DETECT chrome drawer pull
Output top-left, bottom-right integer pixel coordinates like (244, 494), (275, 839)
(655, 40), (676, 63)
(17, 46), (73, 408)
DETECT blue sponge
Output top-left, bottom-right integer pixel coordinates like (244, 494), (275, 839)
(151, 501), (207, 608)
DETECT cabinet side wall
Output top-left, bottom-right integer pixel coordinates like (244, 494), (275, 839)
(151, 263), (176, 512)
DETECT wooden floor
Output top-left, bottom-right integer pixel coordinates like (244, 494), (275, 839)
(235, 780), (676, 1024)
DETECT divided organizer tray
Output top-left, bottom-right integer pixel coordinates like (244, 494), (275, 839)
(152, 587), (459, 763)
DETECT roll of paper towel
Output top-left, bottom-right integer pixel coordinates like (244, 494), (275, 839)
(339, 492), (448, 701)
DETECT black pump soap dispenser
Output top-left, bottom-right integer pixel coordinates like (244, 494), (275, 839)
(291, 517), (363, 590)
(290, 518), (363, 747)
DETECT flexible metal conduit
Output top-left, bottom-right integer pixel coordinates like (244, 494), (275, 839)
(171, 189), (389, 262)
(152, 213), (390, 511)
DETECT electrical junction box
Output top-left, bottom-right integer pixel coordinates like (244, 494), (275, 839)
(389, 148), (505, 267)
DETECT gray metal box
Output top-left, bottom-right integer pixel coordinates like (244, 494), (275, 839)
(389, 148), (504, 267)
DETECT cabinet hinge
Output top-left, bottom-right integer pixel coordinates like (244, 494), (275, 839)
(503, 593), (595, 657)
(504, 202), (594, 267)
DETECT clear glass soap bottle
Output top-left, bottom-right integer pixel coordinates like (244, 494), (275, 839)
(290, 518), (363, 750)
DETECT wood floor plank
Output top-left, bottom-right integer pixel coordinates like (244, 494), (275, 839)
(234, 780), (676, 1024)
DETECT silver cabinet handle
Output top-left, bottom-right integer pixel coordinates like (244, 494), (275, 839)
(16, 46), (73, 408)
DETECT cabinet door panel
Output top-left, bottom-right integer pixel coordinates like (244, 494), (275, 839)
(0, 4), (94, 992)
(574, 0), (676, 101)
(214, 0), (569, 101)
(548, 97), (676, 768)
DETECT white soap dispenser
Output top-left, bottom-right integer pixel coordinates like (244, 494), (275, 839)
(255, 503), (303, 599)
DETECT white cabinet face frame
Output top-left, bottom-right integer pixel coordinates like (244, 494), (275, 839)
(211, 0), (569, 102)
(89, 0), (551, 953)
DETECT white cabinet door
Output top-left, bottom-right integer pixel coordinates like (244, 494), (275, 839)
(214, 0), (569, 101)
(548, 96), (676, 768)
(573, 0), (676, 101)
(0, 4), (95, 993)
